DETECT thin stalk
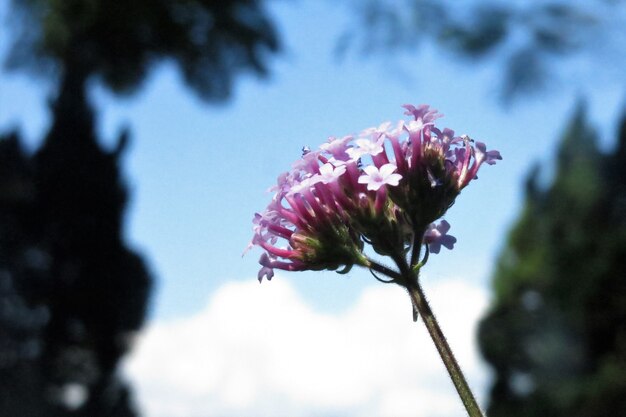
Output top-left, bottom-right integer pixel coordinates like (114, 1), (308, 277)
(409, 232), (422, 267)
(367, 259), (401, 281)
(406, 280), (485, 417)
(409, 224), (427, 267)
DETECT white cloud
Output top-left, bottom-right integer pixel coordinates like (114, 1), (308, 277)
(123, 277), (490, 417)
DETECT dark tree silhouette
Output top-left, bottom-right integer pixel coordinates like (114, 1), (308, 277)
(0, 76), (151, 416)
(1, 1), (280, 415)
(0, 132), (50, 416)
(477, 104), (626, 416)
(6, 0), (279, 100)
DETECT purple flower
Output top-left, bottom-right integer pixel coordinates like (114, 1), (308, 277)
(257, 254), (276, 282)
(248, 104), (500, 281)
(347, 137), (386, 160)
(402, 104), (443, 124)
(320, 135), (353, 160)
(424, 220), (457, 254)
(314, 162), (347, 184)
(475, 141), (502, 166)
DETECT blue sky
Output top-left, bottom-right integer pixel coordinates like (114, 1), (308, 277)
(2, 0), (623, 319)
(1, 1), (624, 415)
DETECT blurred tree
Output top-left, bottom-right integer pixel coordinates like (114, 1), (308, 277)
(0, 132), (50, 416)
(338, 0), (626, 101)
(340, 0), (626, 413)
(6, 0), (279, 100)
(1, 0), (280, 416)
(477, 104), (626, 416)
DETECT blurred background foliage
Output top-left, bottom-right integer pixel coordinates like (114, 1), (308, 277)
(340, 1), (626, 413)
(6, 0), (279, 100)
(478, 105), (626, 416)
(1, 0), (626, 416)
(338, 0), (626, 102)
(1, 0), (279, 415)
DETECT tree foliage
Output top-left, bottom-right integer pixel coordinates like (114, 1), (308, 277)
(339, 0), (626, 101)
(478, 104), (626, 416)
(1, 1), (281, 415)
(0, 75), (152, 416)
(6, 0), (280, 101)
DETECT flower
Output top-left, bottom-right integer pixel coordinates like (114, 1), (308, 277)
(257, 254), (276, 282)
(319, 135), (352, 160)
(346, 137), (385, 160)
(424, 220), (457, 254)
(248, 104), (500, 281)
(475, 141), (502, 166)
(315, 163), (347, 184)
(358, 164), (403, 191)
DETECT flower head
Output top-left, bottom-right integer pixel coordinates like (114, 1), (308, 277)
(248, 104), (500, 281)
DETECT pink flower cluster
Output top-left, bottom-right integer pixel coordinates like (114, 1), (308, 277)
(249, 105), (501, 282)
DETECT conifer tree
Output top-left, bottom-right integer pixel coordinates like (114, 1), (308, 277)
(1, 1), (280, 415)
(478, 103), (626, 416)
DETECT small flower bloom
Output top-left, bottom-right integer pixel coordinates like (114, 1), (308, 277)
(314, 162), (347, 184)
(475, 141), (502, 166)
(320, 135), (352, 160)
(292, 149), (322, 174)
(405, 119), (431, 134)
(424, 220), (457, 254)
(358, 163), (403, 191)
(402, 104), (443, 124)
(360, 121), (392, 138)
(257, 253), (276, 282)
(287, 175), (317, 195)
(347, 137), (385, 160)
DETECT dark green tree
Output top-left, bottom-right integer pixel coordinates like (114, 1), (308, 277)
(477, 104), (626, 416)
(6, 0), (279, 100)
(1, 1), (280, 416)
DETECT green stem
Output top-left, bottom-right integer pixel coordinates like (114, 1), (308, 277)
(406, 281), (485, 417)
(409, 233), (422, 267)
(365, 240), (485, 416)
(367, 258), (401, 281)
(409, 224), (427, 267)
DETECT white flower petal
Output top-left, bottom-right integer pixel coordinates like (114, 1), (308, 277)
(379, 163), (398, 178)
(385, 173), (403, 186)
(363, 165), (379, 176)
